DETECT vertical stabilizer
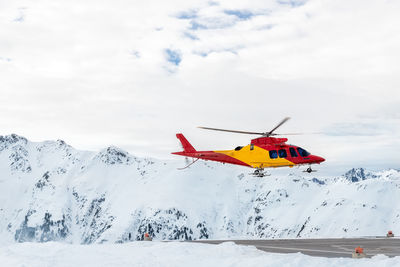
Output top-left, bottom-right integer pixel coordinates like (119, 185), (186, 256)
(176, 133), (196, 153)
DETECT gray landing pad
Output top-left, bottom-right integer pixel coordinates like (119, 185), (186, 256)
(194, 238), (400, 258)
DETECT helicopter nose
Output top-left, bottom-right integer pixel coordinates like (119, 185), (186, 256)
(314, 156), (325, 163)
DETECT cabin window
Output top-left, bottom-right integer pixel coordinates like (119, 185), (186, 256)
(289, 147), (298, 157)
(269, 150), (278, 159)
(278, 149), (287, 158)
(235, 146), (243, 151)
(250, 144), (254, 150)
(297, 147), (310, 157)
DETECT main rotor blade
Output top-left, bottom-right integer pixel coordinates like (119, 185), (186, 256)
(271, 132), (322, 136)
(271, 133), (303, 136)
(198, 126), (264, 135)
(266, 117), (291, 136)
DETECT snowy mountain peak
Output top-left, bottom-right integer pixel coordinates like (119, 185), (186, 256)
(0, 134), (32, 174)
(95, 146), (133, 165)
(0, 134), (28, 150)
(41, 139), (70, 149)
(36, 139), (75, 156)
(343, 167), (377, 182)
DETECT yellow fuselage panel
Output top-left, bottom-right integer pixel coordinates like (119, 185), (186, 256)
(215, 145), (295, 168)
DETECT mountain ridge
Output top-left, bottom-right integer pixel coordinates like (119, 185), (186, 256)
(0, 134), (399, 244)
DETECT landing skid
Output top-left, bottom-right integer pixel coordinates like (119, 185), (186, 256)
(177, 158), (199, 170)
(250, 168), (271, 177)
(303, 167), (317, 173)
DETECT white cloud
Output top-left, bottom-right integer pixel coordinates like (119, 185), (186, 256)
(0, 0), (399, 173)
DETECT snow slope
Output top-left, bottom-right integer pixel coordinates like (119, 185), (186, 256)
(0, 242), (399, 267)
(0, 134), (399, 244)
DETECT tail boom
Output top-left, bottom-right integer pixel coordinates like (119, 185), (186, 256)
(172, 150), (250, 167)
(172, 133), (250, 167)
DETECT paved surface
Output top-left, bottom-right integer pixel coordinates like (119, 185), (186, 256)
(194, 237), (400, 258)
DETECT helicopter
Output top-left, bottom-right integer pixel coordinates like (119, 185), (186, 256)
(172, 117), (325, 177)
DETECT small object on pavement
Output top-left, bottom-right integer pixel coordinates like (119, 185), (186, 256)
(352, 246), (366, 258)
(387, 231), (394, 237)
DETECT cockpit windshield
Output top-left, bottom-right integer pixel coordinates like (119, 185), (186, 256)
(297, 147), (310, 157)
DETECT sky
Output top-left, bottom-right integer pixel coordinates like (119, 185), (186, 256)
(0, 0), (399, 174)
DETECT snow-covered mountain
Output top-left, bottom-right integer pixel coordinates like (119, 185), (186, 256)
(0, 134), (399, 244)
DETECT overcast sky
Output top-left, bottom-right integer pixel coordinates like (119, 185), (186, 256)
(1, 0), (399, 174)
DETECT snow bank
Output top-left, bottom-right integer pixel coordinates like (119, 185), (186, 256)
(0, 242), (399, 267)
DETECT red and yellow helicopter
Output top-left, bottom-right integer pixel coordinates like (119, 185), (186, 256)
(172, 117), (325, 177)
